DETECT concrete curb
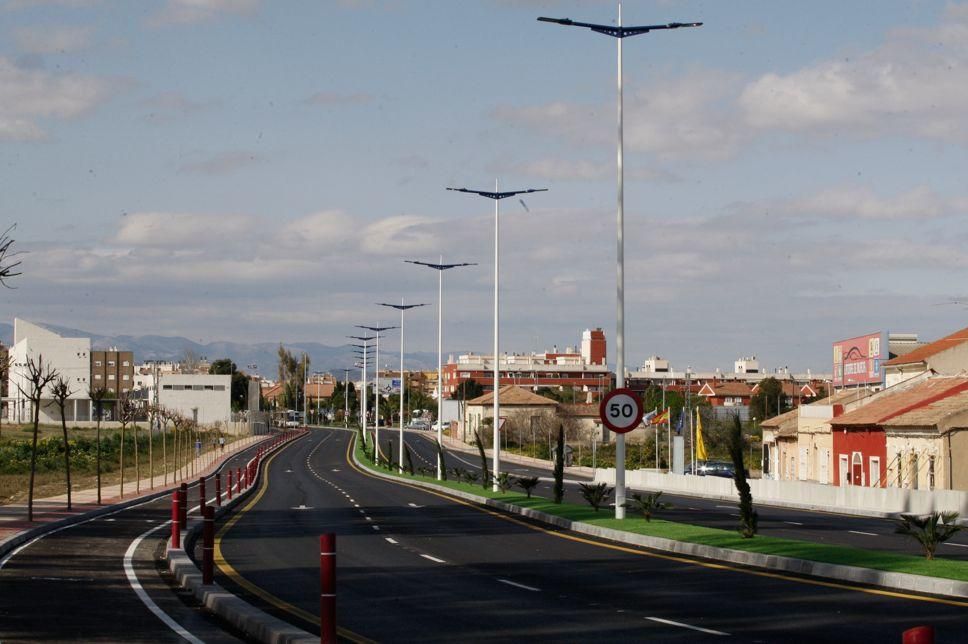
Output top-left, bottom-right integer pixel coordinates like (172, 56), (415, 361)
(166, 431), (317, 644)
(354, 440), (968, 601)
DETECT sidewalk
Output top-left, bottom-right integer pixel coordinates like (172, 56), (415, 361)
(0, 433), (269, 556)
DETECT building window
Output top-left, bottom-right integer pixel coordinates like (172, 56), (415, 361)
(896, 452), (903, 487)
(929, 456), (936, 490)
(123, 361), (129, 367)
(95, 374), (102, 380)
(95, 361), (102, 367)
(910, 453), (919, 490)
(163, 385), (173, 390)
(193, 385), (204, 391)
(108, 374), (115, 381)
(122, 374), (129, 381)
(108, 361), (115, 367)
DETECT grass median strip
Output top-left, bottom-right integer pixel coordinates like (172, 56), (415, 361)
(354, 439), (968, 583)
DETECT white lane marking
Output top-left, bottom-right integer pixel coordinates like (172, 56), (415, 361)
(944, 542), (968, 548)
(784, 521), (804, 526)
(408, 503), (424, 508)
(331, 469), (341, 472)
(354, 504), (360, 508)
(124, 521), (205, 644)
(385, 538), (398, 544)
(686, 507), (701, 511)
(848, 530), (878, 537)
(372, 525), (380, 531)
(364, 516), (373, 521)
(420, 554), (446, 564)
(103, 518), (117, 522)
(646, 616), (729, 636)
(715, 505), (733, 509)
(291, 505), (312, 510)
(497, 578), (541, 592)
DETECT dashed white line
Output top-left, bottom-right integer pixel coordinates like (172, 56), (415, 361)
(497, 578), (541, 592)
(848, 530), (878, 537)
(783, 521), (804, 526)
(385, 537), (398, 544)
(944, 542), (968, 548)
(407, 503), (424, 508)
(420, 554), (446, 564)
(646, 616), (729, 636)
(372, 525), (380, 531)
(714, 505), (733, 509)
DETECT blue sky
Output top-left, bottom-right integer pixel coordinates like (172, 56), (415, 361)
(3, 0), (968, 374)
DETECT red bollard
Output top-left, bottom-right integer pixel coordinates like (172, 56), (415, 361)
(198, 476), (206, 508)
(178, 483), (188, 528)
(903, 626), (935, 644)
(202, 506), (215, 585)
(236, 467), (242, 494)
(215, 474), (222, 507)
(320, 534), (336, 644)
(227, 469), (234, 500)
(170, 491), (181, 549)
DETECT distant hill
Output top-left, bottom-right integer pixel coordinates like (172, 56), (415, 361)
(0, 321), (438, 376)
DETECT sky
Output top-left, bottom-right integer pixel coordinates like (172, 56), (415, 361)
(2, 0), (968, 375)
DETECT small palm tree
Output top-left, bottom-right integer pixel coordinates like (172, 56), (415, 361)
(624, 491), (672, 522)
(516, 476), (540, 498)
(495, 472), (512, 493)
(895, 512), (962, 560)
(578, 482), (613, 512)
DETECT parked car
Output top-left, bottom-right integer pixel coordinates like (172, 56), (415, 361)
(406, 420), (430, 430)
(285, 419), (300, 428)
(686, 461), (737, 478)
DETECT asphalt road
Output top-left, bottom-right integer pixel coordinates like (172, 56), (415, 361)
(215, 427), (968, 643)
(0, 442), (265, 643)
(382, 428), (968, 559)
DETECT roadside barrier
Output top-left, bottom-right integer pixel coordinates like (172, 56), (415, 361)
(227, 469), (233, 500)
(202, 506), (215, 585)
(170, 491), (181, 549)
(198, 476), (206, 509)
(177, 483), (188, 529)
(903, 626), (934, 644)
(215, 474), (222, 507)
(320, 533), (336, 644)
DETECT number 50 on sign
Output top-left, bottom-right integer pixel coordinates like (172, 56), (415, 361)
(599, 388), (644, 434)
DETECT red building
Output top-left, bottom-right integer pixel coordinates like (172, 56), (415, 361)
(697, 381), (753, 407)
(442, 328), (612, 402)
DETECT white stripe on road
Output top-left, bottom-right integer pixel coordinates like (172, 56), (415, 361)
(784, 521), (804, 526)
(944, 542), (968, 548)
(646, 616), (729, 636)
(848, 530), (878, 537)
(714, 505), (733, 509)
(420, 554), (446, 563)
(385, 538), (398, 544)
(497, 578), (541, 592)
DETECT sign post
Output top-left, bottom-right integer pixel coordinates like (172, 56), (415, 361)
(599, 388), (644, 519)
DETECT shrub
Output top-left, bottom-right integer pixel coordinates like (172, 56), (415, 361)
(624, 491), (671, 522)
(516, 476), (540, 498)
(896, 512), (962, 560)
(578, 482), (613, 512)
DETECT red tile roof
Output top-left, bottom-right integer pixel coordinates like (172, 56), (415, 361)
(832, 377), (968, 426)
(884, 325), (968, 367)
(698, 381), (753, 397)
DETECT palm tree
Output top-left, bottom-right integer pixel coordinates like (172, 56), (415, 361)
(88, 386), (109, 504)
(50, 377), (74, 509)
(896, 512), (962, 560)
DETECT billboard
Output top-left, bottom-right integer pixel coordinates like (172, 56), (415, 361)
(833, 331), (888, 387)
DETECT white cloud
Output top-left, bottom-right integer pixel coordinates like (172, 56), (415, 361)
(276, 210), (357, 251)
(150, 0), (260, 26)
(13, 25), (92, 54)
(360, 215), (440, 255)
(0, 56), (110, 140)
(780, 185), (968, 221)
(739, 6), (968, 141)
(114, 212), (255, 248)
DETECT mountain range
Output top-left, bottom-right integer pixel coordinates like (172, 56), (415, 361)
(0, 322), (440, 378)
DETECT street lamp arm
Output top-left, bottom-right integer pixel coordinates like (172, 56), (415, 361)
(537, 16), (702, 38)
(405, 259), (478, 271)
(446, 187), (548, 200)
(378, 303), (430, 311)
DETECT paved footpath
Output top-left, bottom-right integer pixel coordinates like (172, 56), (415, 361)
(0, 433), (266, 554)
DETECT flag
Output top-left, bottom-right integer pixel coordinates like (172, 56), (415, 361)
(651, 408), (670, 425)
(675, 409), (685, 435)
(641, 407), (658, 425)
(695, 408), (708, 461)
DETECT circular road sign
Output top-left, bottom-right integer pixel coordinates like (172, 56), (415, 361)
(599, 388), (644, 434)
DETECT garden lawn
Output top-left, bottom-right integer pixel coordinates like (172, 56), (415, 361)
(355, 437), (968, 582)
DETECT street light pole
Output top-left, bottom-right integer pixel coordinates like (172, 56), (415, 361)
(357, 325), (397, 463)
(406, 257), (476, 480)
(379, 300), (428, 474)
(342, 368), (350, 428)
(448, 184), (547, 491)
(538, 5), (701, 519)
(348, 335), (375, 446)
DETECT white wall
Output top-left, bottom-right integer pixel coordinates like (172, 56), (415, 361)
(157, 374), (231, 427)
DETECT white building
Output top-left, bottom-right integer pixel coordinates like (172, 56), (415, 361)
(157, 373), (232, 427)
(6, 319), (91, 423)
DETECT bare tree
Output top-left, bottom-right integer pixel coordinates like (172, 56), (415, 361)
(50, 377), (75, 509)
(157, 406), (172, 485)
(88, 386), (109, 504)
(0, 224), (23, 288)
(180, 348), (201, 374)
(16, 354), (58, 521)
(172, 412), (191, 481)
(117, 390), (138, 498)
(0, 348), (12, 439)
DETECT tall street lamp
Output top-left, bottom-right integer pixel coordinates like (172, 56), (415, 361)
(348, 335), (375, 446)
(379, 300), (429, 474)
(406, 257), (476, 480)
(342, 368), (351, 428)
(448, 183), (547, 491)
(538, 6), (701, 519)
(357, 324), (397, 461)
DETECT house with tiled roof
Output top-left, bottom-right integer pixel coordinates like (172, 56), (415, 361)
(697, 381), (753, 408)
(830, 376), (968, 488)
(464, 385), (559, 446)
(883, 325), (968, 387)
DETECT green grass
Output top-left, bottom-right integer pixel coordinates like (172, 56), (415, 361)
(354, 437), (968, 582)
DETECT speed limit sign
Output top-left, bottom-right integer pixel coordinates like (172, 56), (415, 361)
(599, 388), (644, 434)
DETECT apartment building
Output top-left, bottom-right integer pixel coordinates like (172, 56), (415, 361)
(90, 350), (134, 395)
